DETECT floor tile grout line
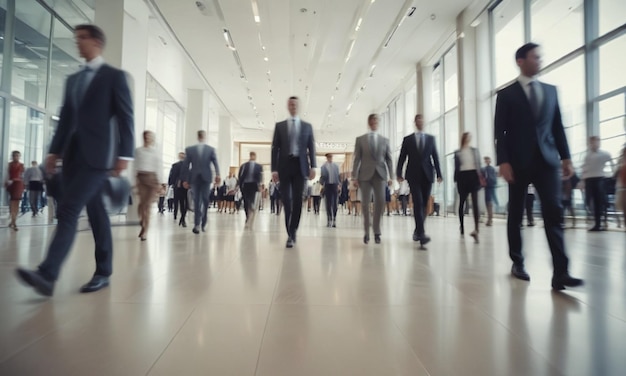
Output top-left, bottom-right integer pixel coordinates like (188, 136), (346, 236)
(253, 248), (286, 376)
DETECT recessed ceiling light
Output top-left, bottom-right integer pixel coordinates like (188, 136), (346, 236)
(264, 57), (269, 61)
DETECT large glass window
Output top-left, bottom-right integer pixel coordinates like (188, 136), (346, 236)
(49, 18), (81, 116)
(493, 0), (524, 88)
(9, 102), (45, 164)
(0, 0), (8, 87)
(531, 0), (584, 66)
(599, 34), (626, 96)
(540, 55), (587, 163)
(444, 46), (458, 111)
(431, 64), (442, 118)
(13, 0), (51, 108)
(599, 0), (626, 36)
(598, 94), (625, 164)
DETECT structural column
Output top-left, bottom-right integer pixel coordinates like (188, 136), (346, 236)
(184, 89), (210, 146)
(218, 115), (233, 177)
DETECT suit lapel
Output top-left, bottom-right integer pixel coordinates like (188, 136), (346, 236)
(81, 65), (107, 105)
(513, 81), (534, 115)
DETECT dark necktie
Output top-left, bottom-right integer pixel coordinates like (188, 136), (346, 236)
(369, 133), (376, 156)
(418, 133), (424, 153)
(289, 118), (297, 154)
(76, 66), (92, 102)
(528, 81), (540, 118)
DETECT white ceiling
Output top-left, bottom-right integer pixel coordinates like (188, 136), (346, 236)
(151, 0), (483, 142)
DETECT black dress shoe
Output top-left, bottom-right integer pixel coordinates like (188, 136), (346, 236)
(80, 275), (110, 293)
(286, 238), (294, 248)
(420, 235), (431, 246)
(16, 268), (54, 297)
(374, 234), (381, 244)
(192, 227), (200, 234)
(588, 226), (602, 232)
(363, 235), (369, 244)
(552, 274), (584, 290)
(511, 264), (530, 281)
(412, 232), (419, 242)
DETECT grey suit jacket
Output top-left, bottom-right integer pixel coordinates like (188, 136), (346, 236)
(352, 133), (393, 181)
(182, 144), (220, 184)
(320, 162), (340, 185)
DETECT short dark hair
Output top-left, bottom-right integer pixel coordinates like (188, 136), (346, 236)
(75, 24), (106, 46)
(197, 130), (206, 138)
(515, 43), (539, 60)
(288, 96), (299, 101)
(414, 114), (423, 122)
(325, 153), (333, 158)
(368, 114), (378, 122)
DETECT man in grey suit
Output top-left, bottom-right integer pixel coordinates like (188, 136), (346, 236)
(16, 24), (134, 296)
(352, 114), (394, 244)
(495, 43), (582, 290)
(182, 130), (220, 234)
(271, 96), (316, 248)
(320, 153), (340, 228)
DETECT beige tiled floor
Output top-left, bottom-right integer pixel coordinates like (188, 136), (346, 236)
(1, 209), (625, 375)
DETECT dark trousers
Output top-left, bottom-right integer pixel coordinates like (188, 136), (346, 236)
(174, 186), (188, 220)
(39, 144), (110, 281)
(585, 177), (605, 227)
(242, 182), (258, 219)
(400, 195), (409, 214)
(29, 189), (43, 215)
(507, 155), (569, 276)
(312, 196), (321, 213)
(279, 158), (305, 238)
(484, 186), (498, 206)
(191, 178), (210, 228)
(525, 193), (535, 223)
(457, 170), (479, 231)
(324, 184), (338, 221)
(408, 177), (432, 237)
(270, 196), (276, 212)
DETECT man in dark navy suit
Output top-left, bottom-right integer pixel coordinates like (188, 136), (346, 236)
(396, 114), (442, 246)
(238, 151), (263, 223)
(168, 152), (188, 227)
(16, 24), (134, 296)
(271, 96), (316, 248)
(495, 43), (583, 290)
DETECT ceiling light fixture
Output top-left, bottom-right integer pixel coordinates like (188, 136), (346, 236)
(383, 0), (413, 48)
(355, 18), (362, 31)
(264, 57), (269, 61)
(369, 64), (376, 78)
(345, 40), (356, 62)
(251, 0), (260, 23)
(223, 29), (236, 50)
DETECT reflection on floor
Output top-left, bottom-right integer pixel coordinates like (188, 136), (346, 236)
(1, 208), (625, 375)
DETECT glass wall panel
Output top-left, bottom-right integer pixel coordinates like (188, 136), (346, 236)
(599, 34), (626, 95)
(0, 0), (8, 87)
(444, 46), (458, 111)
(599, 0), (626, 36)
(49, 18), (81, 116)
(493, 0), (524, 88)
(540, 55), (587, 163)
(598, 94), (625, 164)
(531, 0), (584, 66)
(9, 102), (45, 164)
(13, 0), (51, 108)
(431, 64), (442, 118)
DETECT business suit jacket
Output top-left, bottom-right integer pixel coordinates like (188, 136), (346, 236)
(271, 119), (317, 177)
(168, 161), (183, 187)
(320, 162), (340, 185)
(182, 144), (220, 184)
(396, 133), (442, 184)
(49, 65), (134, 169)
(352, 134), (393, 181)
(495, 81), (570, 170)
(238, 161), (263, 186)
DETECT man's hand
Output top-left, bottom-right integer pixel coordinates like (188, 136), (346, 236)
(499, 163), (515, 183)
(309, 169), (316, 180)
(45, 154), (59, 175)
(562, 159), (574, 179)
(387, 180), (393, 186)
(397, 176), (404, 183)
(272, 171), (279, 181)
(437, 177), (443, 184)
(352, 179), (359, 189)
(112, 159), (129, 177)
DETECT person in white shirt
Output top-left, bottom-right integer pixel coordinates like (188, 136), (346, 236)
(134, 130), (163, 241)
(24, 161), (44, 217)
(398, 179), (410, 215)
(453, 132), (484, 243)
(581, 136), (613, 231)
(311, 180), (322, 215)
(224, 173), (238, 214)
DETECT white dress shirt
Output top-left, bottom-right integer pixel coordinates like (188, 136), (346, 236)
(134, 146), (163, 182)
(518, 75), (543, 106)
(582, 149), (613, 179)
(458, 147), (477, 171)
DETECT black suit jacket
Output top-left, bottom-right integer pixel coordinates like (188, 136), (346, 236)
(238, 161), (263, 186)
(494, 80), (570, 170)
(49, 64), (134, 169)
(168, 161), (183, 186)
(271, 119), (316, 177)
(396, 133), (442, 185)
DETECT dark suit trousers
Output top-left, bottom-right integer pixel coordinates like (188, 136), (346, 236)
(242, 182), (258, 219)
(585, 177), (604, 227)
(38, 142), (111, 281)
(279, 157), (305, 237)
(409, 176), (432, 237)
(507, 155), (569, 276)
(174, 186), (188, 220)
(192, 177), (210, 228)
(324, 184), (338, 220)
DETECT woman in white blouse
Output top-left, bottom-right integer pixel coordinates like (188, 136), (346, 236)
(454, 132), (484, 243)
(134, 131), (163, 241)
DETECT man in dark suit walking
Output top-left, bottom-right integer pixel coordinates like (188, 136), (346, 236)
(238, 151), (263, 224)
(182, 130), (220, 234)
(271, 96), (316, 248)
(168, 152), (188, 227)
(16, 24), (134, 296)
(396, 114), (442, 247)
(495, 43), (582, 290)
(320, 153), (340, 228)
